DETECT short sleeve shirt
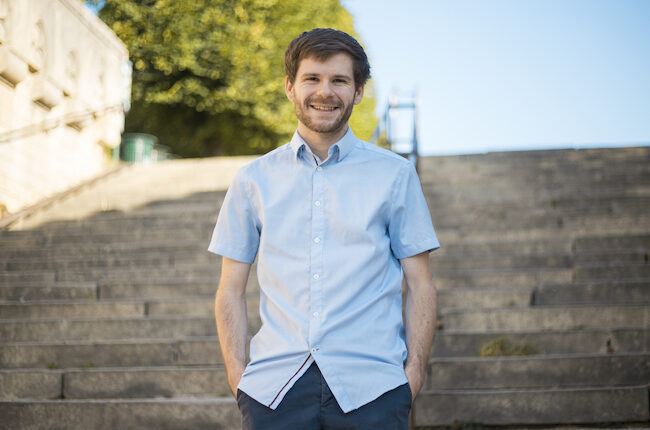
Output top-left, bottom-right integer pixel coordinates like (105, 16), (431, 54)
(208, 128), (439, 413)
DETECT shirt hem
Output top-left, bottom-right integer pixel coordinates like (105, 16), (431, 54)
(207, 244), (256, 264)
(393, 239), (441, 260)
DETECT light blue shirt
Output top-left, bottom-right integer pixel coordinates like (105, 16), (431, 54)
(208, 128), (439, 413)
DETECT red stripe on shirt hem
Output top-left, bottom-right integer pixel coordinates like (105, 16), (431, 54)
(268, 354), (312, 408)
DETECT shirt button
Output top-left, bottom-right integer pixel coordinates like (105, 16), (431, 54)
(313, 312), (319, 318)
(316, 166), (323, 171)
(311, 347), (318, 353)
(313, 274), (319, 280)
(314, 201), (321, 207)
(314, 237), (321, 243)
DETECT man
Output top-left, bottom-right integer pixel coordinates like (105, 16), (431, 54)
(209, 28), (439, 429)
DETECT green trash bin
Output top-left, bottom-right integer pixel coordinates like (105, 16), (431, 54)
(120, 133), (157, 163)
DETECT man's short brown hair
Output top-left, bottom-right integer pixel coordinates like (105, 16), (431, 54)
(285, 28), (371, 90)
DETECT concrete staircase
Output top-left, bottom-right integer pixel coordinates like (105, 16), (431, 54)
(1, 147), (649, 428)
(416, 146), (650, 427)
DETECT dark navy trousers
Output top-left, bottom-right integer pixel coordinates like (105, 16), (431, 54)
(236, 362), (412, 430)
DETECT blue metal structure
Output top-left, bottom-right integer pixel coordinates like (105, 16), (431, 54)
(371, 91), (419, 171)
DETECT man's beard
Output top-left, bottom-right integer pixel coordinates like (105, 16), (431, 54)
(294, 95), (354, 135)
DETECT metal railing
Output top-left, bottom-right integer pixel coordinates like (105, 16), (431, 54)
(0, 103), (123, 144)
(371, 91), (420, 171)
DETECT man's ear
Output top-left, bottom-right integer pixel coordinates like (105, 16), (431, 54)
(353, 85), (364, 106)
(285, 76), (295, 102)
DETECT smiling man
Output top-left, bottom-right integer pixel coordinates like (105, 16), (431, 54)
(209, 28), (440, 429)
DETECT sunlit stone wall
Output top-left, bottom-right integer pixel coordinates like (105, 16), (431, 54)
(0, 0), (129, 217)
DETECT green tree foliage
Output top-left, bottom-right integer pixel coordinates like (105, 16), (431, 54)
(96, 0), (377, 157)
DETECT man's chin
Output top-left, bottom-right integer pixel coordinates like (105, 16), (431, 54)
(305, 121), (346, 135)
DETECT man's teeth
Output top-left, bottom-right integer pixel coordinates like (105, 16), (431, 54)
(311, 105), (337, 111)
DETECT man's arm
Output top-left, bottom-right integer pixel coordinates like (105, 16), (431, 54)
(401, 251), (437, 402)
(214, 256), (251, 396)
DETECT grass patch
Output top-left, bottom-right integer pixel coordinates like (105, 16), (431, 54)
(78, 362), (96, 369)
(479, 337), (540, 357)
(46, 363), (60, 370)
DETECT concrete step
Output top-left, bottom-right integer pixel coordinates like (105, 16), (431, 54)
(436, 214), (650, 234)
(434, 268), (572, 289)
(426, 352), (650, 390)
(0, 239), (207, 259)
(435, 238), (571, 257)
(432, 328), (650, 357)
(39, 203), (219, 224)
(0, 230), (214, 248)
(0, 369), (61, 400)
(0, 282), (97, 302)
(0, 312), (263, 342)
(429, 196), (650, 221)
(1, 251), (213, 271)
(430, 254), (572, 271)
(420, 146), (649, 165)
(438, 287), (532, 310)
(0, 272), (56, 286)
(0, 398), (239, 430)
(440, 223), (650, 247)
(56, 264), (220, 282)
(575, 233), (650, 253)
(64, 366), (230, 399)
(0, 337), (222, 369)
(1, 221), (216, 239)
(576, 263), (650, 281)
(419, 147), (650, 170)
(574, 250), (648, 265)
(0, 236), (202, 250)
(0, 301), (145, 319)
(98, 282), (218, 300)
(424, 186), (650, 208)
(534, 280), (650, 305)
(423, 183), (650, 206)
(148, 295), (260, 317)
(7, 212), (217, 228)
(413, 385), (649, 426)
(430, 210), (649, 232)
(421, 163), (650, 183)
(147, 298), (213, 316)
(421, 160), (650, 183)
(0, 366), (231, 400)
(98, 270), (255, 299)
(442, 305), (650, 331)
(421, 170), (650, 190)
(0, 316), (217, 342)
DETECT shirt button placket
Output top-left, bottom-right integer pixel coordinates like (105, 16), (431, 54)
(309, 164), (324, 354)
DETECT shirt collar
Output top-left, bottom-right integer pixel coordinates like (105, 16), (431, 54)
(289, 127), (357, 163)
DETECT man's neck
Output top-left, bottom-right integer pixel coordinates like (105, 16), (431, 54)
(297, 124), (348, 161)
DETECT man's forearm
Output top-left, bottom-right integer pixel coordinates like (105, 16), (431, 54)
(401, 252), (438, 400)
(215, 285), (248, 395)
(404, 279), (437, 382)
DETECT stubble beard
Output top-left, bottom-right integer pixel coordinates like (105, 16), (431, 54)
(295, 95), (355, 136)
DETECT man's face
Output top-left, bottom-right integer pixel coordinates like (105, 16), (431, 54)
(285, 53), (364, 137)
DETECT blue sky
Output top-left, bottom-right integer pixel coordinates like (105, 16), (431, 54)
(342, 0), (650, 155)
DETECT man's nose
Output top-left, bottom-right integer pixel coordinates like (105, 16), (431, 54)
(316, 81), (334, 97)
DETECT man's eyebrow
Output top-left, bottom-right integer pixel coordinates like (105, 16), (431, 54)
(299, 72), (352, 80)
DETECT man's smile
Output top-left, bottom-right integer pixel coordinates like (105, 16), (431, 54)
(309, 103), (339, 112)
